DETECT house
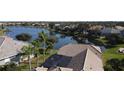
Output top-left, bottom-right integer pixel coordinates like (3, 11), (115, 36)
(114, 26), (124, 36)
(118, 48), (124, 54)
(115, 26), (124, 30)
(0, 36), (28, 65)
(41, 44), (104, 71)
(100, 27), (121, 35)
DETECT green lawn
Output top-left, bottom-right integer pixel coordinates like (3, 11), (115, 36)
(0, 30), (5, 36)
(89, 36), (108, 46)
(90, 36), (124, 65)
(19, 49), (58, 71)
(102, 44), (124, 64)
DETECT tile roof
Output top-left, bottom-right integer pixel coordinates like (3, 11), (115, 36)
(83, 49), (103, 71)
(101, 27), (121, 34)
(0, 36), (28, 60)
(58, 44), (88, 57)
(43, 44), (103, 71)
(0, 37), (5, 46)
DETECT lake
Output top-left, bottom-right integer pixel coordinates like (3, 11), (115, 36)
(6, 26), (77, 49)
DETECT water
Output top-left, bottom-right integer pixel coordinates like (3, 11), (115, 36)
(6, 26), (77, 49)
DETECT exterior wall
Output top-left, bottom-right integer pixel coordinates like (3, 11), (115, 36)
(0, 55), (20, 65)
(0, 58), (11, 65)
(11, 55), (20, 64)
(20, 54), (34, 62)
(0, 54), (35, 65)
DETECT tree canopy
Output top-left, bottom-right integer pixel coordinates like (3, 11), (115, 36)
(16, 33), (32, 41)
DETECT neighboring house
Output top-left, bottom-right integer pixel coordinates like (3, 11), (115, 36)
(114, 26), (124, 36)
(0, 36), (28, 65)
(100, 27), (121, 35)
(118, 48), (124, 54)
(115, 26), (124, 30)
(41, 44), (104, 71)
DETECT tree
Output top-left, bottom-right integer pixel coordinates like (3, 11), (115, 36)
(38, 32), (48, 62)
(106, 34), (124, 45)
(118, 59), (124, 70)
(38, 32), (55, 62)
(46, 39), (54, 54)
(21, 45), (33, 70)
(104, 58), (124, 71)
(16, 33), (32, 41)
(31, 39), (41, 67)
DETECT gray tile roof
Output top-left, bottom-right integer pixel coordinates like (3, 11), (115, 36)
(83, 49), (103, 71)
(101, 28), (121, 35)
(43, 44), (104, 71)
(0, 36), (28, 60)
(0, 37), (5, 46)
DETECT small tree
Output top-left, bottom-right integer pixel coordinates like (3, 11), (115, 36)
(31, 39), (41, 67)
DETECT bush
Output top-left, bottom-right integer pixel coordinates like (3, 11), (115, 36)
(106, 34), (124, 45)
(104, 58), (124, 71)
(16, 33), (32, 41)
(0, 62), (21, 71)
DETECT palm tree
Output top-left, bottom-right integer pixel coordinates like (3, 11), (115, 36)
(38, 32), (48, 62)
(31, 39), (41, 67)
(21, 45), (33, 71)
(38, 32), (55, 62)
(46, 39), (54, 54)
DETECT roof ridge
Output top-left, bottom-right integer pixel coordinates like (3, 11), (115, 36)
(89, 45), (102, 54)
(0, 36), (6, 50)
(83, 48), (103, 71)
(82, 48), (89, 71)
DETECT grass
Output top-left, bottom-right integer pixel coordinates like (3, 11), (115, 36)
(0, 29), (5, 36)
(96, 36), (108, 44)
(102, 44), (124, 64)
(19, 49), (58, 71)
(89, 36), (124, 65)
(89, 36), (108, 46)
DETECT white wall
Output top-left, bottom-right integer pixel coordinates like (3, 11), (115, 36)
(0, 58), (11, 65)
(0, 55), (20, 65)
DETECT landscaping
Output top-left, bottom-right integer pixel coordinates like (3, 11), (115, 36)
(102, 44), (124, 64)
(1, 22), (124, 71)
(19, 49), (57, 71)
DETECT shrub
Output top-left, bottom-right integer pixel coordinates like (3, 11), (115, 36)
(104, 58), (124, 71)
(0, 62), (21, 71)
(106, 34), (124, 45)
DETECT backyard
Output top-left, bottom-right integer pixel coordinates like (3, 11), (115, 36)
(90, 36), (124, 66)
(19, 49), (57, 71)
(102, 44), (124, 64)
